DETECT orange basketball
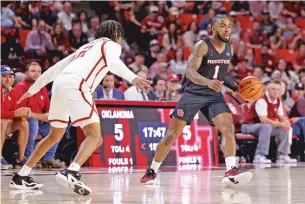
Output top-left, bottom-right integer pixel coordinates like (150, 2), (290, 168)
(238, 76), (264, 102)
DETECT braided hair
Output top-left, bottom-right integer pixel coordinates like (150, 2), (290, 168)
(94, 20), (124, 41)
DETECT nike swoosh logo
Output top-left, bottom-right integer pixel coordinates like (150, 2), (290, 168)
(229, 177), (239, 184)
(248, 88), (255, 93)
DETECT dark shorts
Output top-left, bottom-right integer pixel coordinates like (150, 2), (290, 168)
(170, 92), (231, 126)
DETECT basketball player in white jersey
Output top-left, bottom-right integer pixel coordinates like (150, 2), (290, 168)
(9, 20), (151, 195)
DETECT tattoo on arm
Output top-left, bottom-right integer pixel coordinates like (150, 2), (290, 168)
(185, 41), (211, 86)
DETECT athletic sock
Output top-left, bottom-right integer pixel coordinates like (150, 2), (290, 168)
(18, 165), (32, 177)
(150, 159), (161, 173)
(67, 162), (81, 172)
(225, 156), (236, 171)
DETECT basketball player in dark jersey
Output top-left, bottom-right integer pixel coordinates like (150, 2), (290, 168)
(140, 15), (252, 185)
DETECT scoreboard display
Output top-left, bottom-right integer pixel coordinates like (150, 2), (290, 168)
(77, 101), (218, 168)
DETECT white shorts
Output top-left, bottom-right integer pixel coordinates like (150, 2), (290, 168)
(48, 73), (100, 128)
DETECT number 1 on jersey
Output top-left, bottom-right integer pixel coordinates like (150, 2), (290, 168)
(213, 65), (220, 79)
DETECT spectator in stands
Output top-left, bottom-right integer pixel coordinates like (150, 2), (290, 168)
(162, 22), (179, 51)
(229, 12), (242, 40)
(50, 23), (70, 56)
(299, 68), (305, 84)
(253, 66), (271, 84)
(25, 20), (54, 60)
(270, 28), (286, 50)
(130, 1), (148, 26)
(249, 1), (267, 18)
(1, 65), (30, 170)
(290, 93), (305, 117)
(232, 1), (250, 16)
(261, 10), (277, 38)
(141, 6), (164, 35)
(145, 39), (161, 68)
(199, 8), (215, 30)
(1, 2), (26, 29)
(94, 72), (124, 100)
(165, 74), (181, 101)
(57, 1), (75, 31)
(87, 16), (100, 42)
(275, 59), (299, 89)
(260, 43), (276, 73)
(153, 77), (167, 100)
(124, 71), (149, 101)
(246, 21), (267, 49)
(1, 30), (24, 63)
(68, 23), (88, 52)
(129, 52), (148, 73)
(280, 81), (295, 114)
(169, 48), (187, 75)
(293, 43), (305, 71)
(292, 82), (305, 102)
(245, 48), (256, 68)
(164, 7), (181, 31)
(15, 1), (34, 29)
(268, 1), (284, 19)
(9, 62), (63, 168)
(77, 10), (89, 34)
(35, 2), (58, 31)
(242, 80), (297, 163)
(288, 27), (304, 51)
(279, 16), (298, 38)
(150, 52), (173, 78)
(183, 21), (199, 51)
(235, 57), (253, 80)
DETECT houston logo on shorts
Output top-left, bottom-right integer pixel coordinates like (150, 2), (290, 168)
(177, 109), (184, 117)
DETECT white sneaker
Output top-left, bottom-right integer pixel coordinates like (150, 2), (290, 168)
(55, 168), (91, 195)
(276, 155), (297, 163)
(253, 155), (271, 164)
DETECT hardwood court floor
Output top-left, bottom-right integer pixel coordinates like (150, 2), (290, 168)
(1, 163), (305, 204)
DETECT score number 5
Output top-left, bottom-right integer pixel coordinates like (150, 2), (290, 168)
(114, 124), (123, 141)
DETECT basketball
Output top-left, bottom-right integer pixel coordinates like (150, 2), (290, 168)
(238, 76), (264, 101)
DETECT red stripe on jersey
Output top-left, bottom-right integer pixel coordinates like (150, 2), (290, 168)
(49, 119), (69, 124)
(72, 79), (96, 126)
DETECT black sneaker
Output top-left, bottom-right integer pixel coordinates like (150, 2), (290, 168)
(140, 168), (157, 184)
(55, 168), (91, 195)
(10, 174), (43, 190)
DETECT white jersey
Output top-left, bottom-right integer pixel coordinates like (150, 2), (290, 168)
(61, 38), (111, 91)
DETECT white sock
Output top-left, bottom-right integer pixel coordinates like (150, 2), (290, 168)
(18, 165), (32, 177)
(67, 162), (80, 172)
(150, 159), (162, 173)
(225, 156), (236, 171)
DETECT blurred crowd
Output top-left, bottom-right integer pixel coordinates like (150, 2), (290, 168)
(1, 1), (305, 168)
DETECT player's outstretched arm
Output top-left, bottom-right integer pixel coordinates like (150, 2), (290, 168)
(17, 52), (76, 104)
(185, 40), (223, 92)
(105, 41), (151, 91)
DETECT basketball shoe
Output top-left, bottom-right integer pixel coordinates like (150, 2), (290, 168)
(221, 167), (252, 186)
(140, 168), (157, 184)
(10, 174), (43, 190)
(55, 168), (91, 195)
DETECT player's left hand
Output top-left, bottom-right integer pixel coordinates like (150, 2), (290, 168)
(132, 77), (152, 92)
(17, 92), (33, 104)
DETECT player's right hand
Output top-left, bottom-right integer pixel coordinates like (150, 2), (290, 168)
(132, 77), (152, 92)
(207, 79), (223, 92)
(17, 92), (33, 104)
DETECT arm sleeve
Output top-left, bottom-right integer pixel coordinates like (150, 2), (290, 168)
(28, 52), (76, 95)
(255, 99), (268, 117)
(104, 41), (137, 83)
(224, 75), (238, 92)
